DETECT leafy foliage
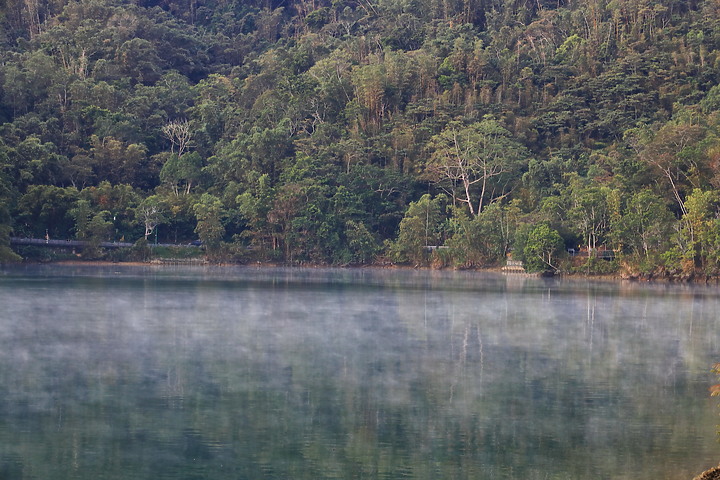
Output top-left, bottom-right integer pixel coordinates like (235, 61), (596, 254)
(523, 223), (564, 273)
(0, 0), (719, 276)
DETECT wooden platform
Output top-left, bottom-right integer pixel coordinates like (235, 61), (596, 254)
(502, 259), (526, 273)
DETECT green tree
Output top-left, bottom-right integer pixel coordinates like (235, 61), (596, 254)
(446, 203), (510, 267)
(15, 185), (79, 238)
(267, 182), (306, 262)
(161, 193), (197, 244)
(523, 223), (564, 273)
(613, 189), (674, 259)
(193, 193), (226, 254)
(567, 179), (618, 253)
(69, 199), (93, 240)
(160, 152), (203, 196)
(345, 220), (378, 264)
(79, 182), (140, 242)
(388, 194), (447, 265)
(7, 136), (67, 188)
(87, 210), (113, 241)
(237, 173), (277, 253)
(628, 121), (708, 216)
(0, 168), (20, 262)
(89, 136), (148, 186)
(677, 189), (720, 272)
(77, 210), (113, 260)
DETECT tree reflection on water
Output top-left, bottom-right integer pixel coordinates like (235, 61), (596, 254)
(0, 265), (718, 479)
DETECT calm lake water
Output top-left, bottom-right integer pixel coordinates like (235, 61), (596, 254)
(0, 264), (719, 479)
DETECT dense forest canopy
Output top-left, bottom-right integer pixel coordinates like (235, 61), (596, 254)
(0, 0), (719, 275)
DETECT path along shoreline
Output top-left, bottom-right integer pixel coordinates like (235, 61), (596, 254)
(7, 257), (720, 285)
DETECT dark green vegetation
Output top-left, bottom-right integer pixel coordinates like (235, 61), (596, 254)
(1, 0), (720, 276)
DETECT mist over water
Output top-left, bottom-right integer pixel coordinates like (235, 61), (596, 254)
(0, 265), (718, 479)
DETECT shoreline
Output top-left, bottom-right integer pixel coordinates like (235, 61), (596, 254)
(7, 257), (715, 284)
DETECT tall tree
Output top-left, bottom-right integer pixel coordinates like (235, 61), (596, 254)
(193, 193), (226, 254)
(627, 120), (707, 216)
(136, 195), (167, 240)
(426, 117), (529, 216)
(388, 194), (447, 265)
(613, 189), (674, 259)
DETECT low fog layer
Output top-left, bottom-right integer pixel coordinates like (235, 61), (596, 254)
(0, 266), (717, 479)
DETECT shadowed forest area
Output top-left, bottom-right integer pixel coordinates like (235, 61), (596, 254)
(1, 0), (720, 277)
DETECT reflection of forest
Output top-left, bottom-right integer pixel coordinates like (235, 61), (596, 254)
(0, 267), (718, 479)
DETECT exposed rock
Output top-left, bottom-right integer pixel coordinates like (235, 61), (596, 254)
(694, 466), (720, 480)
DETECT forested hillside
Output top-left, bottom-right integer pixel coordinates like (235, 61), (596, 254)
(1, 0), (719, 276)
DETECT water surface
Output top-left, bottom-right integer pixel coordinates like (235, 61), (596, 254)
(0, 265), (718, 479)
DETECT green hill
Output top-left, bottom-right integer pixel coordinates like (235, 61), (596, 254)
(1, 0), (719, 276)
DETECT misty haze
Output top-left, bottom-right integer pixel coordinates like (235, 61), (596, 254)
(0, 265), (718, 479)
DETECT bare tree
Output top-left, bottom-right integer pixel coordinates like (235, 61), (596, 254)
(137, 196), (166, 239)
(162, 119), (194, 157)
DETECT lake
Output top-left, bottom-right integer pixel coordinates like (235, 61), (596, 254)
(0, 264), (718, 479)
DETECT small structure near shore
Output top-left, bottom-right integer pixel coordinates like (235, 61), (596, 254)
(568, 245), (616, 260)
(150, 258), (208, 265)
(502, 259), (526, 273)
